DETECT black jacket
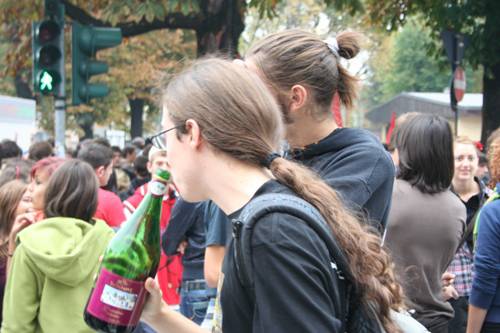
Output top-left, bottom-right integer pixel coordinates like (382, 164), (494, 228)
(288, 128), (395, 230)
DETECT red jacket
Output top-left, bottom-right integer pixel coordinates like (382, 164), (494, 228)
(124, 183), (183, 305)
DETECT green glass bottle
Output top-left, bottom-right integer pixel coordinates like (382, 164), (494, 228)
(84, 169), (170, 333)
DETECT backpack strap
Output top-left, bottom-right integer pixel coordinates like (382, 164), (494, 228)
(473, 189), (500, 246)
(232, 193), (354, 330)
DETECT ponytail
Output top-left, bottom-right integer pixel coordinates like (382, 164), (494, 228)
(268, 156), (404, 333)
(336, 31), (362, 109)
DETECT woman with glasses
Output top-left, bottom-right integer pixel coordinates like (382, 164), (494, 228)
(139, 58), (405, 333)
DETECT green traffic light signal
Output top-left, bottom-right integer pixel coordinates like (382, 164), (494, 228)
(32, 18), (64, 96)
(72, 22), (122, 105)
(37, 69), (61, 93)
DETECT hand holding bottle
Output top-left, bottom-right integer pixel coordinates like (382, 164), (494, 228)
(141, 277), (167, 325)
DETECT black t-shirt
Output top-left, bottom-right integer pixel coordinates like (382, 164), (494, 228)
(219, 180), (342, 333)
(162, 199), (206, 281)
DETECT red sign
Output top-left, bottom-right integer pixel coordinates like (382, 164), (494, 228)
(454, 66), (466, 102)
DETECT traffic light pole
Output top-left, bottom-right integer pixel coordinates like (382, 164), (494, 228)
(54, 98), (65, 157)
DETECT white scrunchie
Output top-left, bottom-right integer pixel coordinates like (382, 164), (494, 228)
(324, 37), (339, 57)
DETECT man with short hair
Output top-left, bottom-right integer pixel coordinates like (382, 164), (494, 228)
(77, 142), (126, 228)
(124, 147), (182, 306)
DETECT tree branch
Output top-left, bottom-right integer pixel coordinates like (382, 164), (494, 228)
(62, 0), (205, 37)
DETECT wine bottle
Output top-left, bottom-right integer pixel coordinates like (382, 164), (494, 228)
(84, 169), (170, 333)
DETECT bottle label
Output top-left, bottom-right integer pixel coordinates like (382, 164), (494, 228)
(150, 181), (167, 197)
(86, 268), (147, 326)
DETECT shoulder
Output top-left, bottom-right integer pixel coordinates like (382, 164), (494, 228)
(251, 211), (326, 250)
(479, 200), (500, 223)
(98, 188), (122, 202)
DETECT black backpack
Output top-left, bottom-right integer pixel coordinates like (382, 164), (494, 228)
(231, 193), (384, 333)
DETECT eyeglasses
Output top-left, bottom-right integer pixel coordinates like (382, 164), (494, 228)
(148, 125), (184, 150)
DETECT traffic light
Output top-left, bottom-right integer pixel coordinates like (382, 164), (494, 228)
(32, 19), (64, 96)
(72, 22), (122, 105)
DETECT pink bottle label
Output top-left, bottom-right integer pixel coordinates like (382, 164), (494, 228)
(87, 268), (147, 326)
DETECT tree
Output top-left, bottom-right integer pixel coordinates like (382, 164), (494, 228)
(354, 0), (500, 144)
(363, 20), (482, 108)
(0, 0), (245, 137)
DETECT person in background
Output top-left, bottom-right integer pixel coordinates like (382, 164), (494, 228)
(446, 137), (491, 333)
(163, 199), (212, 325)
(110, 146), (131, 198)
(466, 134), (500, 333)
(0, 159), (34, 188)
(5, 157), (66, 261)
(132, 155), (151, 189)
(0, 180), (32, 325)
(0, 140), (22, 169)
(203, 201), (230, 289)
(447, 137), (490, 333)
(385, 114), (466, 333)
(476, 152), (489, 185)
(1, 160), (115, 333)
(28, 141), (53, 161)
(122, 145), (137, 180)
(132, 137), (146, 153)
(244, 29), (394, 231)
(77, 142), (126, 228)
(124, 147), (182, 306)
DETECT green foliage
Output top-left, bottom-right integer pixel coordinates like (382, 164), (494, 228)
(361, 0), (500, 70)
(363, 21), (482, 107)
(0, 0), (197, 136)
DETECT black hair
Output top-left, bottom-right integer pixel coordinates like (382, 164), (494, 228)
(396, 114), (454, 194)
(134, 155), (150, 178)
(111, 146), (122, 154)
(77, 142), (113, 170)
(0, 140), (22, 166)
(93, 137), (111, 147)
(123, 145), (136, 158)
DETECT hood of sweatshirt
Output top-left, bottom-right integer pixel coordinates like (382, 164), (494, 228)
(17, 217), (114, 287)
(288, 127), (382, 161)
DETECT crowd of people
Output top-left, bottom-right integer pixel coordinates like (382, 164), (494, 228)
(0, 29), (499, 333)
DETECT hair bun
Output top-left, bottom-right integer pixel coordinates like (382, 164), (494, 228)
(336, 31), (362, 60)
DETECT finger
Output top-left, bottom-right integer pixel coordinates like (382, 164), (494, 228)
(145, 277), (163, 300)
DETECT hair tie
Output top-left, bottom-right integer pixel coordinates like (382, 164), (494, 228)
(263, 153), (281, 168)
(324, 37), (339, 57)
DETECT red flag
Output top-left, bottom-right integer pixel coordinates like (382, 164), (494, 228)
(331, 93), (343, 127)
(386, 112), (396, 145)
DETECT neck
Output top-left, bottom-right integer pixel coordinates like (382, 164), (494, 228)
(453, 178), (479, 198)
(286, 113), (338, 149)
(204, 156), (272, 215)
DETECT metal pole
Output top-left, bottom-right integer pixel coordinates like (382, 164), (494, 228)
(452, 34), (458, 135)
(54, 98), (65, 157)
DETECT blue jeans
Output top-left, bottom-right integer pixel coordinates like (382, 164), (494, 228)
(179, 281), (217, 325)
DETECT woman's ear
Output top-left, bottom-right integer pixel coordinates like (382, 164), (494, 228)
(289, 84), (308, 112)
(185, 119), (203, 149)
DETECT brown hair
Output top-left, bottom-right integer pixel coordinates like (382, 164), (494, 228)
(44, 160), (98, 222)
(246, 29), (361, 118)
(487, 136), (500, 188)
(163, 58), (404, 332)
(0, 180), (27, 257)
(0, 180), (27, 237)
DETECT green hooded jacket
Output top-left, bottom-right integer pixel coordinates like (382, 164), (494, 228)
(1, 217), (114, 333)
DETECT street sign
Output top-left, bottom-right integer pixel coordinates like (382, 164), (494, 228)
(454, 66), (466, 103)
